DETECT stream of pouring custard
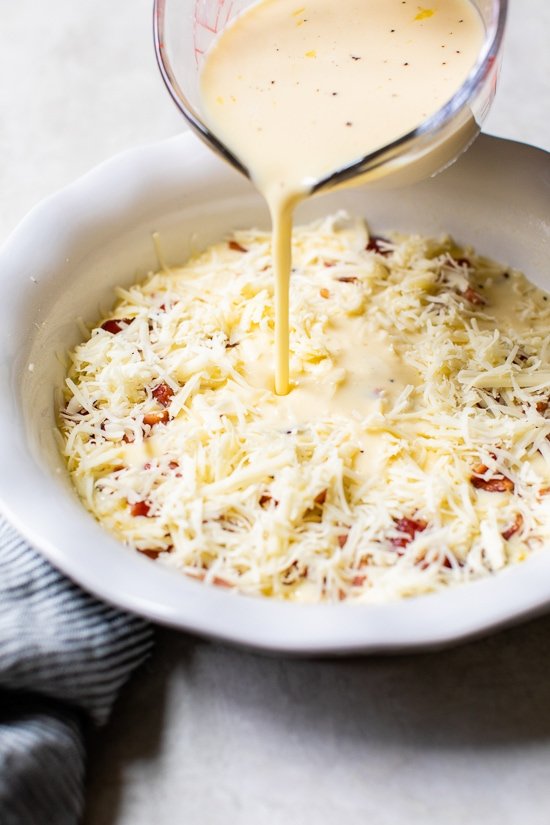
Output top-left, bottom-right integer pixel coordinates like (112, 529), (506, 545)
(200, 0), (484, 395)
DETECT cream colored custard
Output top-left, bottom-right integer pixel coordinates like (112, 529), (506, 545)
(200, 0), (484, 394)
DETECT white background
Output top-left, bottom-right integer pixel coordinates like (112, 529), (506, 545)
(1, 2), (550, 823)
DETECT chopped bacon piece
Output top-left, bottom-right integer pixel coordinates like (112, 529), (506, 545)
(138, 548), (162, 559)
(416, 552), (430, 571)
(337, 534), (348, 548)
(259, 494), (279, 508)
(168, 460), (182, 477)
(337, 276), (359, 284)
(320, 288), (330, 299)
(186, 570), (205, 583)
(122, 432), (135, 444)
(472, 462), (489, 476)
(159, 300), (178, 312)
(536, 400), (549, 414)
(314, 489), (327, 506)
(471, 455), (514, 492)
(352, 574), (367, 587)
(471, 474), (515, 493)
(101, 317), (134, 334)
(463, 286), (486, 306)
(131, 500), (151, 517)
(442, 553), (466, 570)
(390, 517), (428, 549)
(228, 240), (247, 253)
(502, 513), (523, 541)
(539, 487), (550, 497)
(143, 410), (170, 427)
(212, 576), (233, 588)
(416, 549), (458, 571)
(366, 236), (392, 256)
(152, 381), (174, 407)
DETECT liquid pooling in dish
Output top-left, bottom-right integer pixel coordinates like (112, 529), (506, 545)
(60, 215), (550, 604)
(199, 0), (485, 393)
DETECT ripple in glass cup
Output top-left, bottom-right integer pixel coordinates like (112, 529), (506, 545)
(154, 0), (508, 190)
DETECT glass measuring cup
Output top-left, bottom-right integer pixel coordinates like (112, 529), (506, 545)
(154, 0), (508, 190)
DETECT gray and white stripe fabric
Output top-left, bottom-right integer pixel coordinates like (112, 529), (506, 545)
(0, 516), (153, 824)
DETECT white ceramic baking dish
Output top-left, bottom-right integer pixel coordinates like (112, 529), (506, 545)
(0, 132), (549, 654)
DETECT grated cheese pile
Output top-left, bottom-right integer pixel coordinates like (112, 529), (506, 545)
(60, 212), (550, 603)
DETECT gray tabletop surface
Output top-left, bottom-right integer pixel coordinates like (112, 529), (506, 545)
(1, 2), (550, 823)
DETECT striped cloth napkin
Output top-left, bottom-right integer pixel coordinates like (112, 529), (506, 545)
(0, 516), (153, 825)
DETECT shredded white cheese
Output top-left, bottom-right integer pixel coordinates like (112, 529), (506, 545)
(60, 212), (550, 603)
